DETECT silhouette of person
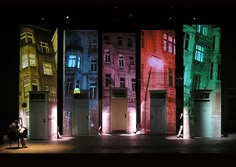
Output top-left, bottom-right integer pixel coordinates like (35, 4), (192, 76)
(133, 123), (141, 134)
(57, 126), (62, 139)
(8, 120), (27, 148)
(177, 113), (183, 138)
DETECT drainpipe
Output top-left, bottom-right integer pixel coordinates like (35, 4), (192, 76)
(144, 67), (152, 133)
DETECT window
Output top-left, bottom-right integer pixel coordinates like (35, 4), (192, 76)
(88, 36), (97, 52)
(104, 50), (110, 63)
(118, 36), (122, 46)
(163, 33), (175, 54)
(131, 79), (136, 91)
(164, 34), (167, 51)
(22, 53), (36, 68)
(20, 32), (34, 45)
(40, 42), (50, 54)
(22, 54), (28, 68)
(88, 36), (97, 50)
(24, 84), (30, 97)
(195, 44), (204, 62)
(68, 55), (76, 67)
(128, 38), (132, 47)
(29, 53), (36, 67)
(168, 36), (173, 53)
(120, 78), (125, 88)
(89, 38), (97, 48)
(91, 59), (97, 71)
(141, 31), (144, 48)
(212, 36), (215, 51)
(197, 25), (201, 33)
(20, 33), (26, 45)
(210, 63), (213, 80)
(77, 56), (81, 69)
(184, 33), (190, 51)
(203, 26), (208, 36)
(89, 82), (97, 99)
(43, 62), (53, 76)
(130, 56), (134, 65)
(197, 25), (208, 36)
(192, 74), (200, 90)
(118, 55), (124, 67)
(105, 74), (111, 87)
(169, 68), (174, 87)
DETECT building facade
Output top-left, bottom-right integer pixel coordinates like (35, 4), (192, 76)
(18, 25), (222, 138)
(140, 30), (176, 134)
(63, 30), (98, 136)
(19, 25), (58, 139)
(102, 32), (136, 133)
(183, 24), (221, 137)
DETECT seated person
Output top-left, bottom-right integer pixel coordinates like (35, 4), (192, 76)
(8, 120), (27, 148)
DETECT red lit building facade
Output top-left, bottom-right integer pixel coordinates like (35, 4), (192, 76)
(140, 30), (176, 134)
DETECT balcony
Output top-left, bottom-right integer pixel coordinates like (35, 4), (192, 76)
(195, 34), (211, 49)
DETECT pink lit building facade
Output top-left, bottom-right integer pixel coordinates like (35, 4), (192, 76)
(102, 32), (136, 133)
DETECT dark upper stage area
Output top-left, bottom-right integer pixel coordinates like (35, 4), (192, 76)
(0, 0), (234, 24)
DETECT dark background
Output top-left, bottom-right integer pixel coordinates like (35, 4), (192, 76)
(0, 0), (235, 163)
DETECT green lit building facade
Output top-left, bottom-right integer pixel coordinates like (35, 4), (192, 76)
(183, 24), (221, 138)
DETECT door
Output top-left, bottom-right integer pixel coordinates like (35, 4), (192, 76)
(150, 90), (167, 134)
(193, 100), (212, 137)
(72, 93), (89, 136)
(78, 98), (89, 134)
(29, 92), (48, 139)
(111, 98), (127, 132)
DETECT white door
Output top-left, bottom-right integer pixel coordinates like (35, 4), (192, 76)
(29, 101), (48, 139)
(111, 98), (127, 132)
(72, 97), (89, 136)
(79, 99), (89, 134)
(194, 100), (212, 137)
(150, 91), (166, 134)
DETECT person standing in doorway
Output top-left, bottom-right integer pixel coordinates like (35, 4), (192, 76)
(177, 113), (183, 138)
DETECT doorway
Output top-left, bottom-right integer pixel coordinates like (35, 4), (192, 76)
(29, 91), (48, 139)
(150, 90), (167, 134)
(111, 88), (127, 133)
